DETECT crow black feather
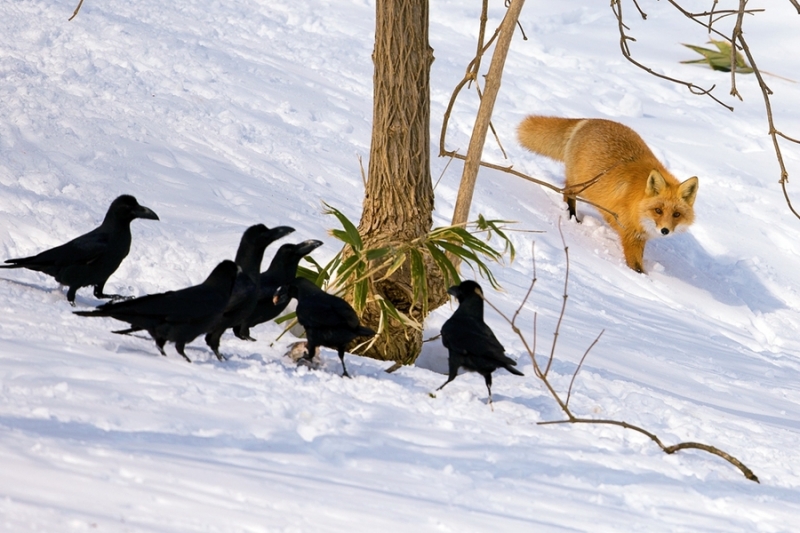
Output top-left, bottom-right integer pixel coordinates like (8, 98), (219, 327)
(233, 239), (323, 340)
(438, 280), (523, 406)
(75, 260), (238, 362)
(203, 224), (295, 360)
(1, 195), (159, 305)
(274, 277), (375, 377)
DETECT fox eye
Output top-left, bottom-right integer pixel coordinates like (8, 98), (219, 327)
(654, 208), (663, 215)
(673, 212), (681, 218)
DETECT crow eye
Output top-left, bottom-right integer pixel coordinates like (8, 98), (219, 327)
(673, 212), (681, 218)
(654, 208), (663, 215)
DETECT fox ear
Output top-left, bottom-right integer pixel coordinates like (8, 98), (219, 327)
(645, 170), (667, 196)
(679, 176), (699, 205)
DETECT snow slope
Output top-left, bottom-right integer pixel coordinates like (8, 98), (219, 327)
(2, 0), (800, 531)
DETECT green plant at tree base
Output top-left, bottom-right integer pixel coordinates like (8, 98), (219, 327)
(286, 203), (518, 355)
(681, 40), (753, 73)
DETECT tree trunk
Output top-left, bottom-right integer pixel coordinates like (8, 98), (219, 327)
(355, 0), (447, 364)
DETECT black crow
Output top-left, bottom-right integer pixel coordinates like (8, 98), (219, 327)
(75, 260), (238, 363)
(1, 195), (159, 305)
(233, 239), (323, 340)
(437, 280), (524, 406)
(203, 224), (295, 360)
(274, 277), (375, 377)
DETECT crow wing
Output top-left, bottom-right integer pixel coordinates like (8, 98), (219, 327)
(6, 229), (109, 275)
(297, 292), (360, 330)
(441, 313), (507, 362)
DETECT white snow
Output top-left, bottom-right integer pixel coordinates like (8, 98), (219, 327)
(2, 0), (800, 531)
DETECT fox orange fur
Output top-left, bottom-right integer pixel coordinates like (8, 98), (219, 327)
(517, 115), (699, 273)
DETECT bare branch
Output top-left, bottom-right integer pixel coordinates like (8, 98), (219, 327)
(611, 0), (734, 111)
(617, 1), (800, 221)
(540, 418), (759, 482)
(440, 151), (623, 225)
(451, 0), (526, 227)
(732, 13), (800, 219)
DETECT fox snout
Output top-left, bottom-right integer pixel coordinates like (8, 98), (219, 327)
(661, 228), (670, 235)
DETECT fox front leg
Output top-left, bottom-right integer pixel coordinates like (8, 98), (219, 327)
(621, 232), (646, 274)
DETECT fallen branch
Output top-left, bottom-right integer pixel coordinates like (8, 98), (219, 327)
(481, 232), (759, 483)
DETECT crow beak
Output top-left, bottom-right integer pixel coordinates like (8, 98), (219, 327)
(446, 285), (460, 297)
(269, 226), (296, 241)
(135, 206), (160, 221)
(296, 239), (324, 256)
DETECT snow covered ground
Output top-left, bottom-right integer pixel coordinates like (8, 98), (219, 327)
(2, 0), (800, 531)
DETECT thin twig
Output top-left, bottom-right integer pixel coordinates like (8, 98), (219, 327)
(433, 153), (456, 191)
(728, 0), (748, 100)
(511, 241), (537, 326)
(357, 154), (368, 188)
(68, 0), (85, 21)
(544, 220), (569, 377)
(565, 329), (604, 409)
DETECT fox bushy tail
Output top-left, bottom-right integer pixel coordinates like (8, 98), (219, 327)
(517, 115), (586, 162)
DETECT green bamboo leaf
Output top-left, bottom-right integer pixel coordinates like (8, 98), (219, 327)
(425, 242), (460, 287)
(375, 294), (422, 331)
(681, 40), (753, 74)
(483, 219), (516, 262)
(336, 254), (363, 280)
(436, 241), (481, 263)
(299, 254), (339, 286)
(330, 228), (355, 246)
(376, 253), (407, 282)
(275, 311), (297, 325)
(353, 275), (369, 314)
(444, 227), (502, 259)
(409, 248), (428, 315)
(460, 235), (503, 260)
(365, 246), (393, 262)
(323, 203), (363, 251)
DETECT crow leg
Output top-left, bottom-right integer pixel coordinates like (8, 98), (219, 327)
(436, 359), (460, 392)
(155, 338), (168, 357)
(484, 373), (494, 411)
(302, 343), (317, 361)
(67, 286), (78, 306)
(337, 348), (351, 379)
(175, 342), (192, 363)
(204, 330), (226, 361)
(93, 284), (128, 301)
(233, 324), (256, 341)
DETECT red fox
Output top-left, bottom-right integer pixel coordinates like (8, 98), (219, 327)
(517, 115), (699, 273)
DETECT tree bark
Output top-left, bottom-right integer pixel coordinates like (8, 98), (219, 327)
(355, 0), (447, 364)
